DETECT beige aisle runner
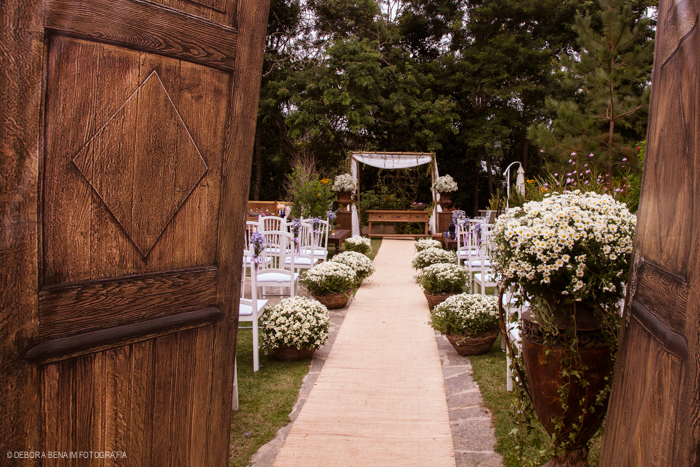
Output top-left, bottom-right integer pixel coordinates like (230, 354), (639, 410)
(272, 239), (456, 467)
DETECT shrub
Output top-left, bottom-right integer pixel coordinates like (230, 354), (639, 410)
(415, 238), (442, 252)
(300, 261), (356, 295)
(344, 236), (372, 255)
(416, 263), (468, 294)
(429, 293), (500, 337)
(331, 251), (375, 284)
(259, 296), (330, 350)
(411, 247), (457, 269)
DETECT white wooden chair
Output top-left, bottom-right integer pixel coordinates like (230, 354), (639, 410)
(259, 215), (287, 233)
(285, 221), (320, 272)
(256, 230), (299, 299)
(301, 218), (329, 262)
(239, 247), (268, 372)
(472, 228), (497, 295)
(502, 287), (529, 391)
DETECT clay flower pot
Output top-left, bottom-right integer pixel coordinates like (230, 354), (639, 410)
(445, 327), (499, 356)
(274, 344), (316, 361)
(423, 291), (459, 309)
(312, 290), (351, 309)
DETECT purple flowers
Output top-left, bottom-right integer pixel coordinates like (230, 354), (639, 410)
(326, 210), (337, 223)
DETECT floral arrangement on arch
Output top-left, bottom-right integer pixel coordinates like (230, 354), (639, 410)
(411, 247), (457, 269)
(416, 263), (469, 294)
(331, 251), (375, 284)
(432, 174), (458, 193)
(259, 296), (330, 351)
(332, 173), (357, 192)
(299, 261), (357, 296)
(490, 190), (636, 309)
(344, 236), (372, 256)
(429, 293), (500, 337)
(415, 238), (442, 252)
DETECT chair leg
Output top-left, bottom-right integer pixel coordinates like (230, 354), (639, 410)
(232, 358), (239, 409)
(252, 318), (259, 372)
(506, 352), (513, 392)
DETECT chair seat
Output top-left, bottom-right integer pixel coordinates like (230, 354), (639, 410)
(474, 272), (497, 284)
(239, 299), (268, 317)
(457, 250), (479, 258)
(467, 259), (492, 268)
(284, 257), (319, 266)
(257, 272), (299, 283)
(302, 248), (327, 256)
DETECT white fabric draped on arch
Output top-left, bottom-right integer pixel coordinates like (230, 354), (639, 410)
(348, 152), (442, 236)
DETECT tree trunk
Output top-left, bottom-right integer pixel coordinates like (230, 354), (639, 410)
(473, 181), (479, 217)
(253, 125), (262, 200)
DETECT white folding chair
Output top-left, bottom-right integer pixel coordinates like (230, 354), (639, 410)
(239, 247), (269, 372)
(256, 231), (299, 299)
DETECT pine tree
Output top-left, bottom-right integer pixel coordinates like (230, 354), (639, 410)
(530, 0), (654, 176)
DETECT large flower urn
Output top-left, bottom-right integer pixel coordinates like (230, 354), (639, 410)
(520, 304), (614, 467)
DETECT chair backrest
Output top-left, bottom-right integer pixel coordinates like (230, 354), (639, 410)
(302, 218), (329, 251)
(258, 230), (295, 272)
(259, 215), (286, 233)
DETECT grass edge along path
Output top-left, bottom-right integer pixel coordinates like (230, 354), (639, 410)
(468, 341), (603, 467)
(229, 238), (382, 467)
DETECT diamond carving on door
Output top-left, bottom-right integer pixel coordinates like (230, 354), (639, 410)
(72, 70), (208, 257)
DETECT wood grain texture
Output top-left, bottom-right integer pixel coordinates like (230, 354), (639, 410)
(209, 0), (271, 463)
(39, 267), (218, 340)
(46, 0), (239, 71)
(28, 308), (220, 363)
(633, 260), (689, 337)
(0, 0), (44, 460)
(43, 36), (227, 284)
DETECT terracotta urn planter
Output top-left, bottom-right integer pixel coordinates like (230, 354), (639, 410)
(274, 344), (316, 361)
(520, 305), (614, 467)
(445, 327), (499, 356)
(423, 291), (459, 309)
(438, 192), (452, 208)
(312, 290), (351, 309)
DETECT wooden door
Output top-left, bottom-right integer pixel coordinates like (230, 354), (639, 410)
(1, 0), (269, 464)
(600, 0), (700, 465)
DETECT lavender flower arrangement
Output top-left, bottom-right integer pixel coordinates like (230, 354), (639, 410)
(250, 231), (265, 268)
(326, 210), (337, 224)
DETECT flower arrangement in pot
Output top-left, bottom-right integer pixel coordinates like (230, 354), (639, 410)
(411, 247), (457, 270)
(332, 173), (357, 204)
(416, 263), (469, 308)
(433, 174), (458, 208)
(415, 238), (442, 252)
(490, 190), (636, 467)
(331, 251), (375, 286)
(344, 236), (372, 256)
(299, 261), (356, 309)
(259, 296), (330, 361)
(429, 293), (500, 355)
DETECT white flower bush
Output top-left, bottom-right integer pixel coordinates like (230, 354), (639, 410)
(415, 238), (442, 252)
(430, 293), (500, 337)
(332, 173), (357, 192)
(416, 263), (469, 294)
(344, 235), (372, 255)
(331, 251), (375, 283)
(259, 296), (330, 350)
(433, 174), (458, 193)
(411, 247), (457, 269)
(490, 190), (635, 308)
(300, 261), (356, 295)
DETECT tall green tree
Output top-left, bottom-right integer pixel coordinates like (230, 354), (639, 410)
(530, 0), (654, 175)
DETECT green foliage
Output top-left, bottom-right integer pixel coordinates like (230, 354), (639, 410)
(530, 0), (654, 176)
(285, 161), (335, 218)
(429, 293), (500, 337)
(416, 263), (469, 294)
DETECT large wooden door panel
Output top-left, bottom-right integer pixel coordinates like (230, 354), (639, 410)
(0, 0), (269, 464)
(600, 0), (700, 465)
(43, 35), (227, 285)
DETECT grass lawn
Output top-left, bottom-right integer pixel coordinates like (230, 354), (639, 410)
(230, 237), (382, 466)
(470, 340), (604, 467)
